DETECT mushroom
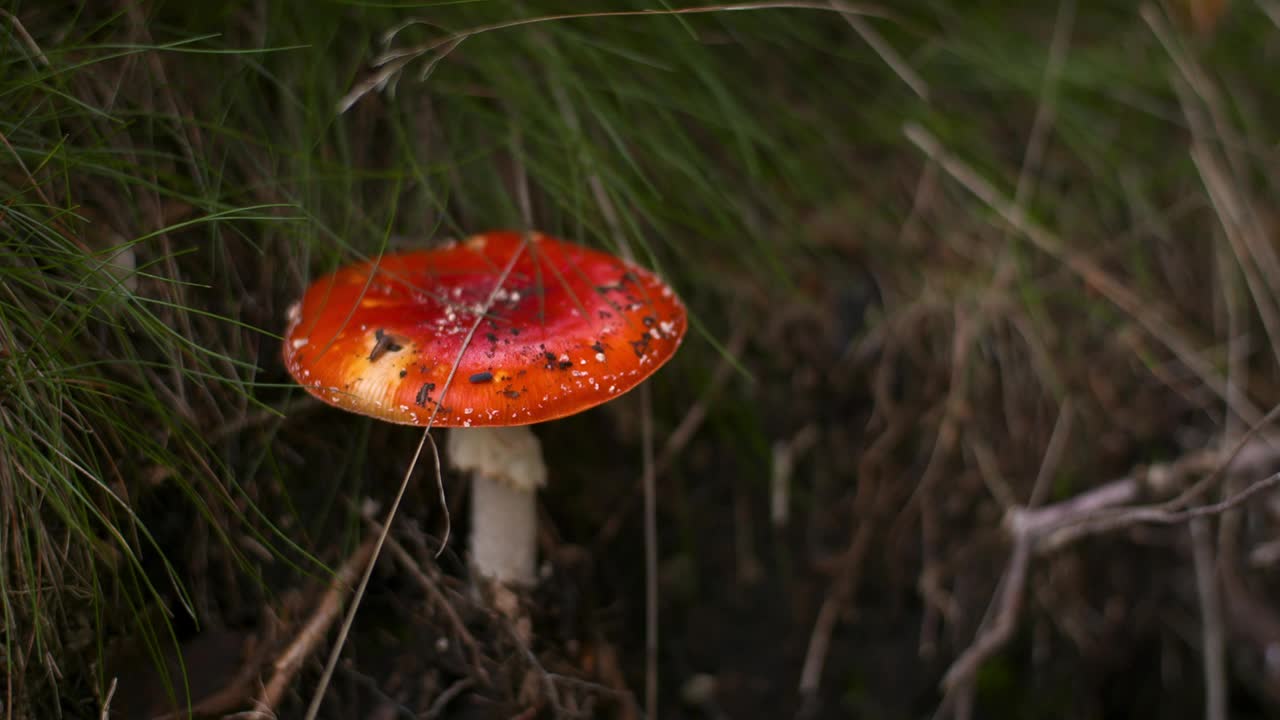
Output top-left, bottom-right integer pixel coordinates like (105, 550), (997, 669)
(282, 231), (687, 587)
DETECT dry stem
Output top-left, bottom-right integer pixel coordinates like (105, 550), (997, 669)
(246, 538), (377, 718)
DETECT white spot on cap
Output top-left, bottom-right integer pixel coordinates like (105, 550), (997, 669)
(595, 352), (606, 362)
(291, 338), (310, 350)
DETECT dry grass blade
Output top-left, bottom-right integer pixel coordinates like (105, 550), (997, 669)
(1147, 3), (1280, 372)
(249, 538), (377, 718)
(1, 9), (49, 67)
(357, 506), (486, 680)
(829, 0), (928, 99)
(303, 232), (531, 716)
(337, 2), (891, 112)
(1190, 517), (1226, 720)
(903, 123), (1263, 427)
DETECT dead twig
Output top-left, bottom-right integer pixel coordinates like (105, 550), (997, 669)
(938, 397), (1073, 713)
(247, 537), (378, 718)
(1009, 424), (1280, 551)
(424, 677), (475, 720)
(640, 384), (659, 720)
(939, 539), (1032, 695)
(938, 424), (1280, 716)
(154, 626), (278, 720)
(771, 424), (819, 529)
(357, 505), (487, 682)
(1190, 517), (1227, 720)
(797, 452), (892, 713)
(797, 521), (875, 710)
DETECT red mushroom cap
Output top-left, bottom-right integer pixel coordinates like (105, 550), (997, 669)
(282, 231), (687, 427)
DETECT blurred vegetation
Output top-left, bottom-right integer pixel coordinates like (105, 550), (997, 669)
(4, 0), (1280, 717)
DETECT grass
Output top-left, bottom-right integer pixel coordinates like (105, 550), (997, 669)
(4, 0), (1280, 717)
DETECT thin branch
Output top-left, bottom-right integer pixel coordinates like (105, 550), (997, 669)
(249, 538), (377, 718)
(1190, 518), (1227, 720)
(641, 385), (659, 720)
(939, 396), (1072, 706)
(303, 432), (441, 720)
(797, 523), (875, 703)
(940, 538), (1031, 692)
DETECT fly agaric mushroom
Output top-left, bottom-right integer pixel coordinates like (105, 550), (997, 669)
(282, 231), (686, 586)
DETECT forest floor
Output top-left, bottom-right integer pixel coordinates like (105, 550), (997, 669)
(6, 2), (1280, 719)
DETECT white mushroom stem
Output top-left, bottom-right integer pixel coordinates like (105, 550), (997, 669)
(447, 425), (547, 586)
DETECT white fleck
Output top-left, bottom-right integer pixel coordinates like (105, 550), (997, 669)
(287, 301), (301, 324)
(464, 420), (472, 427)
(608, 385), (617, 393)
(571, 370), (588, 377)
(291, 338), (309, 349)
(464, 407), (473, 415)
(595, 352), (606, 362)
(399, 405), (409, 412)
(559, 354), (569, 363)
(659, 320), (676, 337)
